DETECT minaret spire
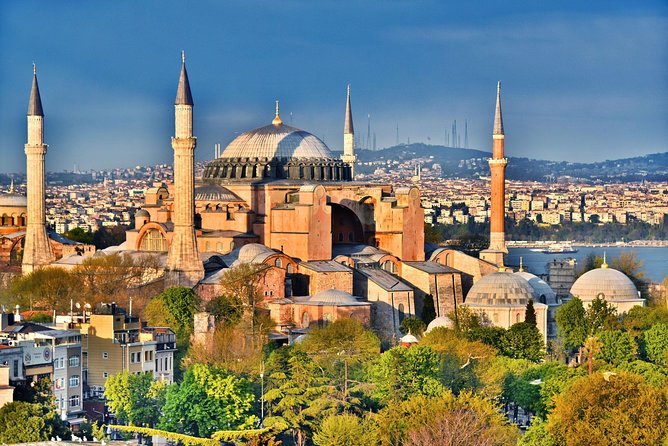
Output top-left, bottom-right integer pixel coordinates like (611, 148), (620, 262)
(493, 81), (504, 135)
(175, 51), (193, 106)
(28, 64), (44, 117)
(341, 84), (356, 180)
(344, 85), (354, 134)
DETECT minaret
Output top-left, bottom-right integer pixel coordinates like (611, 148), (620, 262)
(341, 85), (357, 179)
(22, 65), (55, 274)
(166, 52), (204, 286)
(480, 82), (508, 267)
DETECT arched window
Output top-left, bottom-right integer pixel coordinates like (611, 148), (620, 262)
(139, 228), (167, 252)
(302, 312), (310, 328)
(323, 313), (333, 326)
(338, 233), (344, 242)
(398, 303), (405, 323)
(539, 294), (547, 304)
(216, 242), (224, 252)
(286, 263), (294, 274)
(516, 313), (521, 323)
(348, 232), (354, 242)
(275, 258), (283, 268)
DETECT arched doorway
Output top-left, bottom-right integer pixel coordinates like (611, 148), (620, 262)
(331, 203), (364, 245)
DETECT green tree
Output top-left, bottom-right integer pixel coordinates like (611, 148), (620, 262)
(519, 418), (558, 446)
(596, 330), (636, 366)
(584, 297), (617, 334)
(159, 364), (257, 437)
(610, 252), (649, 299)
(502, 323), (544, 362)
(313, 413), (378, 446)
(616, 360), (668, 388)
(144, 286), (200, 345)
(9, 268), (79, 313)
(369, 346), (446, 403)
(465, 326), (506, 353)
(644, 322), (668, 365)
(0, 402), (68, 443)
(555, 297), (587, 352)
(399, 316), (426, 337)
(545, 372), (668, 446)
(65, 227), (94, 244)
(375, 393), (517, 446)
(104, 372), (166, 426)
(524, 299), (537, 326)
(264, 349), (336, 446)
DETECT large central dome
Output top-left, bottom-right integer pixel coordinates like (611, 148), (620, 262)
(203, 115), (352, 183)
(221, 123), (333, 159)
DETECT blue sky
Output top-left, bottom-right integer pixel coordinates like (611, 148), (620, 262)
(1, 0), (666, 172)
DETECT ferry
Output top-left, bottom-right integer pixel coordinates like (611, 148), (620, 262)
(541, 243), (578, 254)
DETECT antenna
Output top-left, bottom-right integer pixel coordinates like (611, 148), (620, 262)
(464, 119), (468, 148)
(396, 123), (399, 145)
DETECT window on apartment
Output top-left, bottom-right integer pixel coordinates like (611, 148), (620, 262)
(103, 372), (109, 379)
(69, 375), (80, 387)
(130, 352), (140, 363)
(102, 352), (109, 359)
(69, 395), (80, 407)
(55, 357), (65, 369)
(144, 351), (153, 362)
(55, 378), (65, 390)
(13, 360), (19, 378)
(69, 355), (80, 367)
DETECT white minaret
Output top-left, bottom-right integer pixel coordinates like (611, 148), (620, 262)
(22, 65), (54, 274)
(166, 52), (204, 286)
(341, 85), (356, 180)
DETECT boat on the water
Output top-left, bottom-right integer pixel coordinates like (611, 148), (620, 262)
(541, 244), (578, 254)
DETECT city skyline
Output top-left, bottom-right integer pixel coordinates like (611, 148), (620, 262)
(1, 0), (666, 173)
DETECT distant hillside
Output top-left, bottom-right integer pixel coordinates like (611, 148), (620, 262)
(342, 144), (668, 182)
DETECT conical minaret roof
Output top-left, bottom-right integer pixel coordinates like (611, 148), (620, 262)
(28, 65), (44, 116)
(175, 51), (193, 106)
(344, 85), (354, 134)
(493, 81), (503, 135)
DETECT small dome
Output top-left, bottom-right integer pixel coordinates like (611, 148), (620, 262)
(135, 209), (150, 218)
(220, 123), (333, 160)
(466, 271), (535, 306)
(400, 333), (419, 344)
(0, 193), (27, 208)
(195, 184), (242, 202)
(309, 289), (359, 305)
(514, 271), (558, 305)
(237, 243), (272, 264)
(570, 266), (639, 302)
(426, 316), (455, 333)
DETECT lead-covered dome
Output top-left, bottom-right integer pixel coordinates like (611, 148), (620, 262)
(222, 124), (333, 159)
(203, 117), (352, 183)
(465, 271), (535, 306)
(514, 271), (558, 305)
(570, 266), (639, 302)
(309, 289), (361, 305)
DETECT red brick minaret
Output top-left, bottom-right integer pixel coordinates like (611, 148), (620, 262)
(480, 82), (507, 266)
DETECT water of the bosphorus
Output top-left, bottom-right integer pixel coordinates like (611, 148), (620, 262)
(507, 246), (668, 283)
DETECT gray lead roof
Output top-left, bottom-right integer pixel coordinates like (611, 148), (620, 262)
(175, 62), (193, 106)
(28, 72), (44, 116)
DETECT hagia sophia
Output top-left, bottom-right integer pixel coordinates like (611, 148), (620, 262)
(0, 56), (644, 344)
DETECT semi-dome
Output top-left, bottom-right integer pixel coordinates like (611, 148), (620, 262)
(222, 123), (333, 160)
(400, 333), (419, 344)
(195, 183), (242, 202)
(237, 243), (273, 264)
(0, 191), (27, 208)
(514, 271), (558, 305)
(309, 289), (359, 305)
(425, 315), (455, 333)
(570, 265), (639, 302)
(203, 114), (352, 183)
(465, 271), (535, 306)
(135, 209), (150, 218)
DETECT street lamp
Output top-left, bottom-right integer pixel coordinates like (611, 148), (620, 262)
(259, 361), (265, 424)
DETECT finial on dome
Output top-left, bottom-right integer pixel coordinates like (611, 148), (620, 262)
(9, 179), (15, 194)
(33, 62), (36, 75)
(519, 257), (524, 272)
(272, 100), (283, 126)
(182, 50), (185, 63)
(498, 258), (507, 272)
(601, 251), (608, 269)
